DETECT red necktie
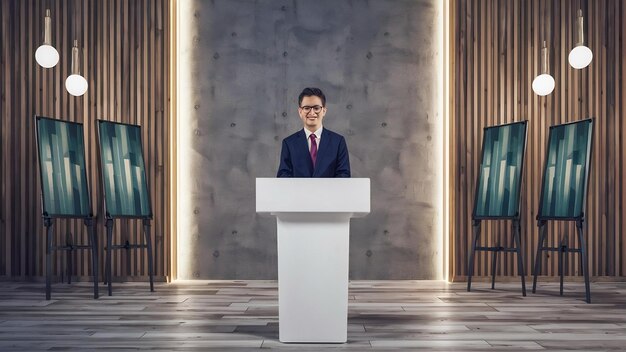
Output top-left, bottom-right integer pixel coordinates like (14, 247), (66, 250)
(309, 134), (318, 166)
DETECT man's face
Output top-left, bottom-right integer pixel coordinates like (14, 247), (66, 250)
(298, 95), (326, 132)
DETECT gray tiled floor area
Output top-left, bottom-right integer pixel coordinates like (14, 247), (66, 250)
(1, 280), (626, 350)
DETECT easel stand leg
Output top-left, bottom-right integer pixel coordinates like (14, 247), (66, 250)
(467, 220), (481, 292)
(532, 221), (547, 294)
(106, 218), (114, 296)
(144, 218), (155, 292)
(45, 218), (54, 300)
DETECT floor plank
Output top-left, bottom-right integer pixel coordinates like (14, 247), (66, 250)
(0, 280), (625, 350)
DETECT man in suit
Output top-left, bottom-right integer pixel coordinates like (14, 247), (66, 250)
(277, 87), (351, 178)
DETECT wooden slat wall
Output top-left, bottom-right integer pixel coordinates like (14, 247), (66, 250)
(0, 0), (171, 280)
(452, 0), (625, 280)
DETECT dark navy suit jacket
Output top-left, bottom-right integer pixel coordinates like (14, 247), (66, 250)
(277, 128), (351, 178)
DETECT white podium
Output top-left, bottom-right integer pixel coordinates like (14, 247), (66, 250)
(256, 178), (370, 343)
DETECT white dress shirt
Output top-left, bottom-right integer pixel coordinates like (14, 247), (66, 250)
(304, 126), (323, 152)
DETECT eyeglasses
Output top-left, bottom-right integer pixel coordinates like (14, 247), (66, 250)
(300, 105), (324, 114)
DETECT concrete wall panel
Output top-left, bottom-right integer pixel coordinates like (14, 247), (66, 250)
(178, 0), (441, 279)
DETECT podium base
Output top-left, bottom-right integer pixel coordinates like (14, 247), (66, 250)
(276, 213), (350, 343)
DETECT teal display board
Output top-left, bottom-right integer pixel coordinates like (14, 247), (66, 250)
(35, 116), (91, 217)
(473, 121), (528, 219)
(538, 119), (593, 220)
(97, 120), (152, 218)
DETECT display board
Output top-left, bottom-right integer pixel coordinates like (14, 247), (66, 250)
(97, 120), (152, 218)
(36, 116), (91, 217)
(538, 119), (593, 220)
(473, 121), (528, 219)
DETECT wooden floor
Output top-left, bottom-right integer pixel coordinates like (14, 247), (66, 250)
(1, 280), (626, 351)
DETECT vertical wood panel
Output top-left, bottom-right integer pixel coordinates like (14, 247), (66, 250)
(0, 0), (171, 281)
(453, 0), (625, 280)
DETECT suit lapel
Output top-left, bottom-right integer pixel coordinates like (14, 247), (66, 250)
(312, 129), (328, 177)
(298, 129), (314, 176)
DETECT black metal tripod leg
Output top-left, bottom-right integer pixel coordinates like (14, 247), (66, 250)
(532, 222), (547, 294)
(66, 232), (72, 284)
(86, 218), (99, 299)
(577, 221), (591, 303)
(513, 220), (526, 296)
(144, 219), (155, 292)
(45, 218), (54, 300)
(558, 243), (564, 296)
(467, 221), (480, 292)
(491, 249), (498, 290)
(106, 219), (114, 296)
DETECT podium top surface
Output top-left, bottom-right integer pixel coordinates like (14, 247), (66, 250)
(256, 178), (370, 216)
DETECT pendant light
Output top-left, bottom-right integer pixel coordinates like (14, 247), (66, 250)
(568, 9), (593, 69)
(35, 9), (59, 68)
(532, 1), (554, 97)
(65, 40), (88, 96)
(532, 41), (555, 96)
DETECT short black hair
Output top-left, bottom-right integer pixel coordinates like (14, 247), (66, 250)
(298, 87), (326, 107)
